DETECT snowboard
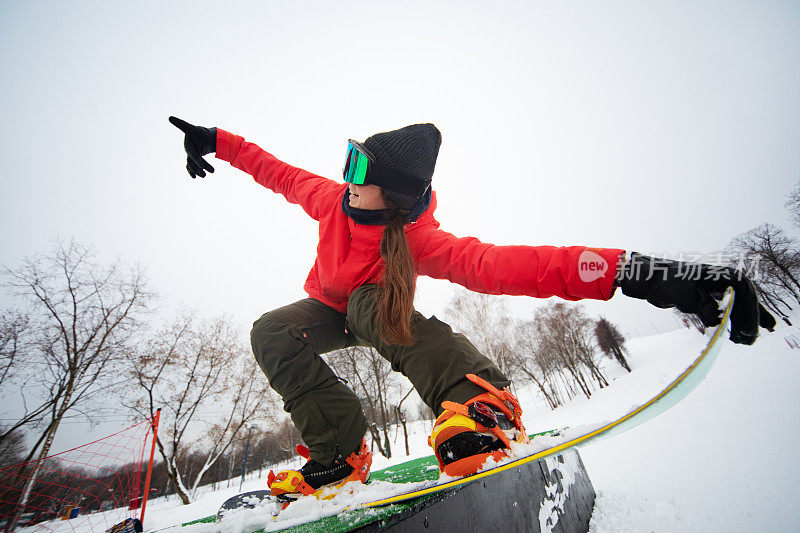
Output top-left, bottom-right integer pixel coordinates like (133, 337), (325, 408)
(209, 289), (733, 531)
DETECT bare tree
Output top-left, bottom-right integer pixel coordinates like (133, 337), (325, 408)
(0, 311), (54, 454)
(594, 318), (631, 372)
(327, 346), (403, 459)
(785, 179), (800, 229)
(442, 290), (611, 407)
(236, 421), (301, 481)
(268, 418), (302, 463)
(728, 223), (800, 324)
(125, 312), (277, 504)
(393, 388), (414, 456)
(674, 309), (706, 334)
(444, 289), (516, 380)
(508, 320), (560, 409)
(516, 303), (608, 404)
(0, 239), (151, 525)
(0, 311), (29, 394)
(0, 428), (25, 470)
(415, 402), (436, 423)
(558, 304), (609, 391)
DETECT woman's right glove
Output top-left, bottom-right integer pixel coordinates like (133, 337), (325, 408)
(169, 116), (217, 179)
(618, 252), (776, 345)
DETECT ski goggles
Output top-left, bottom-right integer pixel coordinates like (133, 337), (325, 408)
(343, 140), (372, 185)
(343, 139), (431, 197)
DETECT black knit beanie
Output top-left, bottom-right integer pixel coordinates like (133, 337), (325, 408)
(363, 124), (442, 210)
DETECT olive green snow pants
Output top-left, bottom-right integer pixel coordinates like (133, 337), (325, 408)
(249, 284), (510, 466)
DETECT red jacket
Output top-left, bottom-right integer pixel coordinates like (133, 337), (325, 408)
(216, 129), (624, 313)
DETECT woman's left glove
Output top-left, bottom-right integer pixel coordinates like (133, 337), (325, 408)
(619, 252), (776, 345)
(169, 116), (217, 179)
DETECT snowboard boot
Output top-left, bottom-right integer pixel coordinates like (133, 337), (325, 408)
(429, 374), (529, 477)
(267, 438), (372, 502)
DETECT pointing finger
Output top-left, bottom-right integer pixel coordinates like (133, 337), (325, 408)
(169, 116), (191, 133)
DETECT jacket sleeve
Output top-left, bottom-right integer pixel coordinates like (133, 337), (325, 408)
(408, 224), (624, 301)
(215, 129), (341, 221)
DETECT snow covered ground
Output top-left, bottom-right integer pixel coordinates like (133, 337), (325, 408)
(582, 328), (800, 532)
(36, 324), (799, 532)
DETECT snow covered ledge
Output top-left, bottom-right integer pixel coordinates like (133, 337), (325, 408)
(358, 449), (595, 532)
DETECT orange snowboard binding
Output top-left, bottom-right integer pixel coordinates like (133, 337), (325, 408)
(267, 438), (372, 502)
(429, 374), (529, 477)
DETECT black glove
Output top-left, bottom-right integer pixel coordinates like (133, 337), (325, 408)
(619, 252), (776, 345)
(169, 116), (217, 179)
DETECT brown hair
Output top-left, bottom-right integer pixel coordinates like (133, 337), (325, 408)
(375, 200), (417, 347)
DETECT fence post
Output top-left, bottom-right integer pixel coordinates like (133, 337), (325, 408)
(239, 426), (255, 492)
(140, 408), (161, 525)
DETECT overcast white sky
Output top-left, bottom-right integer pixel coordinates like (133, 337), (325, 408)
(1, 1), (799, 445)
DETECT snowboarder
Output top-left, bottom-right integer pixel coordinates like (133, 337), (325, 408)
(169, 116), (775, 501)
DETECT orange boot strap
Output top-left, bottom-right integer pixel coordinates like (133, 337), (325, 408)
(438, 400), (512, 449)
(465, 374), (524, 423)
